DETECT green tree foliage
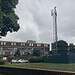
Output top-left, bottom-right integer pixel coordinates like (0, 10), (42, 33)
(32, 48), (40, 56)
(69, 43), (75, 52)
(0, 0), (20, 36)
(14, 49), (21, 57)
(52, 40), (68, 54)
(29, 57), (43, 63)
(57, 40), (68, 50)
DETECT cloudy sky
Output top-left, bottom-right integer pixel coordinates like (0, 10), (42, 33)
(0, 0), (75, 44)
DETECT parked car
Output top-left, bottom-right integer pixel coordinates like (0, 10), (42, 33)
(18, 59), (29, 63)
(11, 59), (29, 63)
(11, 59), (18, 63)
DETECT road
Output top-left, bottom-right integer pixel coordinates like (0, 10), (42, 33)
(0, 67), (75, 75)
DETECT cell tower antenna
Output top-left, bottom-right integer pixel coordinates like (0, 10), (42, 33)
(51, 6), (58, 52)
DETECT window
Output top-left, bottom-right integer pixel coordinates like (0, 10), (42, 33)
(4, 42), (6, 45)
(21, 43), (25, 46)
(14, 43), (16, 45)
(32, 43), (33, 46)
(11, 43), (14, 45)
(44, 44), (48, 47)
(1, 42), (3, 45)
(21, 43), (23, 46)
(29, 43), (32, 46)
(14, 48), (17, 50)
(29, 43), (33, 46)
(37, 43), (41, 46)
(23, 43), (25, 46)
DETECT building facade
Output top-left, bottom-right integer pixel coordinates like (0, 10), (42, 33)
(0, 40), (50, 57)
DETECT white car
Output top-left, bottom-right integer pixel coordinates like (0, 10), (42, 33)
(12, 59), (18, 63)
(18, 59), (29, 63)
(12, 59), (29, 63)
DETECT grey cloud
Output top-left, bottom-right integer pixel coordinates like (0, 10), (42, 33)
(1, 0), (75, 44)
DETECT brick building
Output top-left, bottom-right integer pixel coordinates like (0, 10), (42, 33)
(0, 40), (50, 57)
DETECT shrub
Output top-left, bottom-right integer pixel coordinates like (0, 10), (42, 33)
(0, 60), (5, 65)
(29, 57), (43, 63)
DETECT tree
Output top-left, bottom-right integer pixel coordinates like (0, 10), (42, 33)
(52, 40), (68, 54)
(0, 0), (20, 36)
(14, 49), (21, 59)
(69, 43), (75, 52)
(32, 48), (40, 56)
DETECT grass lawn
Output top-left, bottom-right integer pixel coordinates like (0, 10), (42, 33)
(0, 63), (75, 72)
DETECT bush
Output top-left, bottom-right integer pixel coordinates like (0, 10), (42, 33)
(29, 57), (43, 63)
(0, 60), (5, 65)
(47, 55), (69, 63)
